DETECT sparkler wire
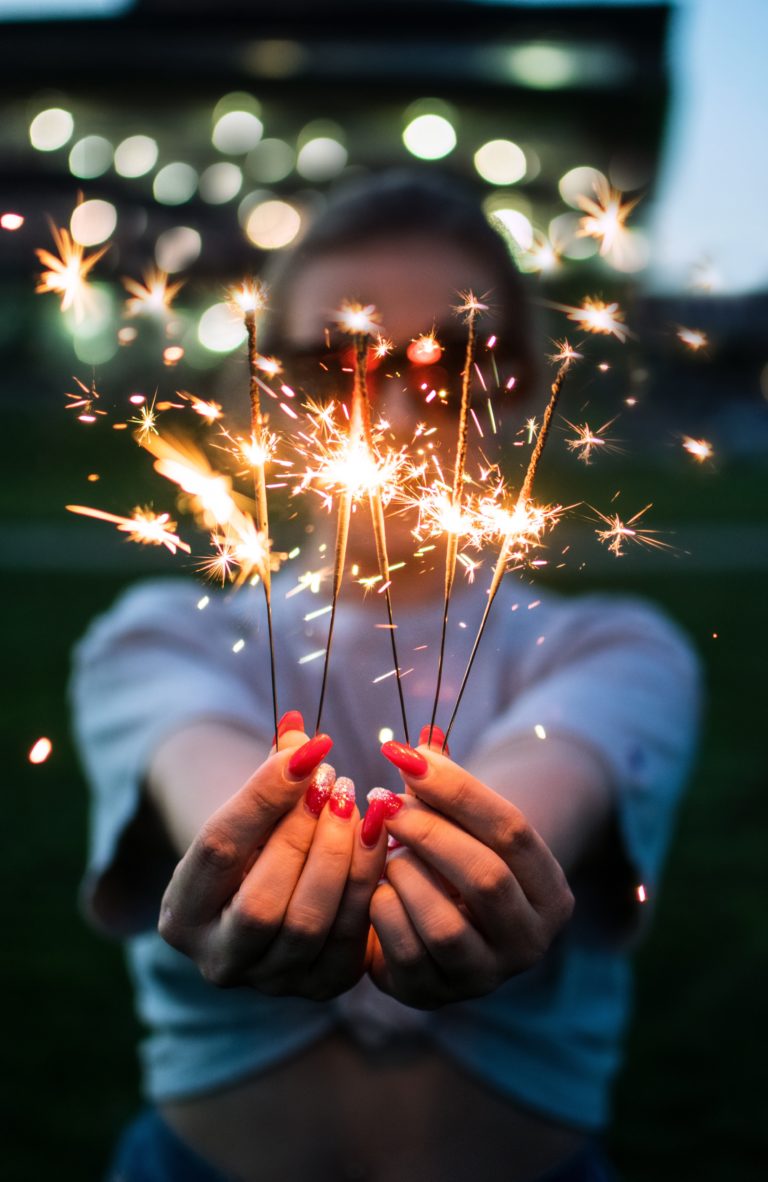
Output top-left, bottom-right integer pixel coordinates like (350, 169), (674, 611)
(244, 307), (279, 747)
(442, 354), (574, 751)
(429, 303), (478, 742)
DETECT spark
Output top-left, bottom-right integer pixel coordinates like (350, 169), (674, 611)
(123, 268), (183, 317)
(564, 417), (619, 464)
(201, 506), (284, 587)
(677, 327), (708, 352)
(562, 299), (628, 343)
(453, 290), (489, 320)
(524, 232), (560, 273)
(66, 504), (190, 554)
(141, 432), (238, 527)
(35, 222), (108, 321)
(334, 300), (380, 337)
(178, 390), (223, 423)
(230, 280), (267, 315)
(129, 397), (159, 443)
(28, 737), (52, 764)
(525, 417), (539, 443)
(373, 334), (394, 359)
(636, 884), (647, 904)
(534, 724), (547, 740)
(594, 504), (670, 557)
(682, 436), (714, 462)
(65, 376), (107, 423)
(576, 177), (640, 260)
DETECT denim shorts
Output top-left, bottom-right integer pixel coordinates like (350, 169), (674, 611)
(107, 1108), (617, 1182)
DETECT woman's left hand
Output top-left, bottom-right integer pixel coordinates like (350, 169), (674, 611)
(367, 738), (575, 1008)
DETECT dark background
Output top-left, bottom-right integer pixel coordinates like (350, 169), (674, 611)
(2, 2), (766, 1178)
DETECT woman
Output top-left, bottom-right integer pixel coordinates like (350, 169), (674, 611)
(73, 172), (700, 1181)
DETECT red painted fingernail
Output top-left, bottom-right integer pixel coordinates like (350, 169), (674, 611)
(361, 798), (387, 848)
(329, 776), (356, 820)
(381, 741), (428, 778)
(304, 763), (335, 817)
(276, 710), (304, 742)
(288, 733), (333, 779)
(367, 787), (404, 818)
(418, 724), (449, 755)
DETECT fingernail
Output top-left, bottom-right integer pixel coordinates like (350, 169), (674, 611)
(361, 798), (387, 848)
(288, 733), (333, 779)
(418, 724), (449, 755)
(304, 762), (335, 817)
(329, 776), (356, 820)
(381, 741), (428, 778)
(367, 787), (404, 818)
(275, 710), (304, 742)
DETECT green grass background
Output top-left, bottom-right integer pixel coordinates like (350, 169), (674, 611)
(3, 406), (766, 1180)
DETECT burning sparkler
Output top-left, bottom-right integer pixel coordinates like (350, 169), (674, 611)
(555, 298), (629, 343)
(428, 292), (485, 742)
(36, 222), (108, 322)
(313, 302), (410, 742)
(576, 177), (640, 262)
(441, 342), (578, 749)
(66, 504), (190, 554)
(123, 268), (184, 317)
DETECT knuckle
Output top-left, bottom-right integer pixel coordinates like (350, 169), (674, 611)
(499, 817), (534, 858)
(196, 828), (240, 874)
(429, 918), (468, 957)
(553, 882), (575, 928)
(200, 955), (239, 989)
(471, 859), (510, 902)
(281, 909), (323, 949)
(230, 894), (279, 936)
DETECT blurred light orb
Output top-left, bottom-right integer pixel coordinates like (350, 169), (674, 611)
(213, 91), (261, 122)
(474, 140), (526, 186)
(69, 135), (113, 179)
(508, 44), (576, 89)
(245, 199), (301, 249)
(153, 162), (198, 205)
(296, 137), (348, 182)
(1, 212), (24, 230)
(28, 737), (52, 765)
(402, 114), (456, 161)
(70, 199), (117, 246)
(29, 107), (74, 151)
(247, 138), (295, 183)
(558, 166), (607, 209)
(155, 225), (201, 272)
(609, 228), (650, 273)
(114, 134), (158, 177)
(213, 111), (264, 154)
(200, 162), (243, 204)
(407, 337), (442, 365)
(489, 208), (533, 251)
(549, 212), (598, 260)
(198, 302), (248, 352)
(75, 333), (118, 365)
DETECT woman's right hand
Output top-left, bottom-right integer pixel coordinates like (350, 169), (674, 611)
(157, 713), (388, 1001)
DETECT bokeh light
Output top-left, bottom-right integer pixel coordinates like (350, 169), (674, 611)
(474, 139), (526, 185)
(507, 44), (576, 89)
(296, 137), (348, 182)
(68, 135), (112, 179)
(155, 225), (201, 272)
(114, 134), (158, 177)
(28, 737), (52, 765)
(153, 162), (198, 205)
(70, 199), (117, 246)
(246, 137), (295, 183)
(402, 113), (456, 160)
(244, 199), (301, 249)
(29, 107), (74, 151)
(1, 212), (24, 231)
(549, 212), (599, 260)
(212, 111), (264, 154)
(489, 207), (534, 251)
(558, 166), (607, 209)
(198, 302), (248, 352)
(199, 162), (243, 204)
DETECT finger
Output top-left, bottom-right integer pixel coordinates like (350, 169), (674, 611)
(216, 764), (337, 956)
(270, 709), (308, 754)
(254, 777), (358, 972)
(380, 740), (564, 910)
(385, 799), (537, 946)
(385, 849), (493, 978)
(164, 735), (334, 929)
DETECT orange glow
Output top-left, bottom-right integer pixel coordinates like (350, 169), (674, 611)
(407, 335), (443, 366)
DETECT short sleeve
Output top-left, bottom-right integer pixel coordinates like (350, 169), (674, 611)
(70, 578), (273, 934)
(471, 593), (702, 893)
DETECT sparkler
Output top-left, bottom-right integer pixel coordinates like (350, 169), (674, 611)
(428, 292), (485, 742)
(231, 281), (279, 743)
(35, 222), (108, 322)
(314, 302), (410, 742)
(66, 504), (190, 554)
(441, 343), (578, 750)
(123, 268), (184, 317)
(576, 177), (640, 262)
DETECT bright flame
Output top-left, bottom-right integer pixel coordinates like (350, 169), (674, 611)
(123, 268), (183, 316)
(66, 504), (190, 553)
(682, 436), (714, 462)
(334, 301), (380, 336)
(230, 280), (268, 314)
(35, 222), (108, 321)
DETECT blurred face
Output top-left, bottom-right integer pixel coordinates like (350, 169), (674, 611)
(278, 235), (507, 575)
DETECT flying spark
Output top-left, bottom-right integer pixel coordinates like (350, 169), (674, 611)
(36, 222), (108, 321)
(682, 436), (714, 462)
(594, 504), (670, 557)
(123, 268), (183, 317)
(66, 504), (190, 553)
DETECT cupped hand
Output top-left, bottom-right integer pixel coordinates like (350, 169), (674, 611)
(367, 732), (574, 1008)
(158, 713), (387, 1000)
